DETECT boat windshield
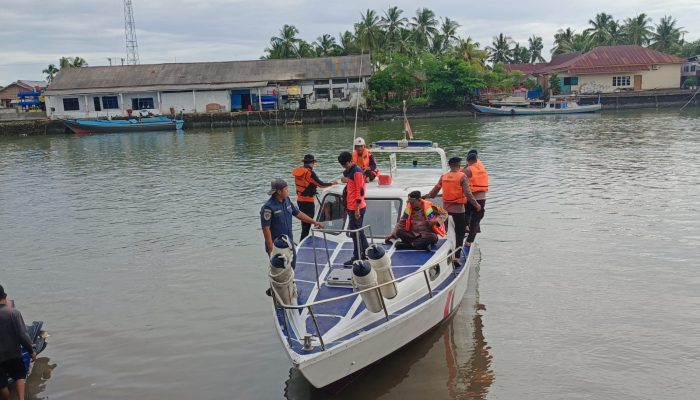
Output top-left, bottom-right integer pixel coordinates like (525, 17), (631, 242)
(318, 195), (403, 238)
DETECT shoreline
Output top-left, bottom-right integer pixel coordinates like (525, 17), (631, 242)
(1, 89), (698, 137)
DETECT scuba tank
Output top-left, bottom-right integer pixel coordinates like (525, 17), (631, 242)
(366, 244), (397, 299)
(352, 260), (383, 313)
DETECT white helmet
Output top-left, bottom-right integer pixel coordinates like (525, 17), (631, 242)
(354, 137), (366, 146)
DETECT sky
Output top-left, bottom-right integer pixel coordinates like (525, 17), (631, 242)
(1, 0), (699, 86)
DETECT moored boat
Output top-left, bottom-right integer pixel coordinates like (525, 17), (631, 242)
(268, 139), (481, 388)
(63, 117), (184, 134)
(473, 99), (601, 115)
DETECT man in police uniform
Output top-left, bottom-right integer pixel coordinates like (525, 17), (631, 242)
(260, 178), (323, 269)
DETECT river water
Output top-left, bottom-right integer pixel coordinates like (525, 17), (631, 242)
(1, 108), (699, 399)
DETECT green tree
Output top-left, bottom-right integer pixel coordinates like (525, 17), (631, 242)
(380, 6), (407, 51)
(424, 56), (485, 105)
(338, 31), (360, 55)
(549, 73), (562, 95)
(313, 34), (339, 56)
(410, 7), (438, 50)
(355, 9), (383, 53)
(551, 28), (575, 55)
(59, 56), (89, 69)
(650, 15), (686, 54)
(439, 17), (461, 50)
(511, 43), (530, 64)
(681, 39), (700, 57)
(528, 35), (545, 62)
(453, 37), (487, 69)
(585, 12), (616, 46)
(42, 64), (59, 83)
(265, 25), (300, 58)
(622, 13), (653, 46)
(486, 33), (513, 64)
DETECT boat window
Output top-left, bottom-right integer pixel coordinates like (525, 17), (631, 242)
(318, 194), (346, 232)
(429, 264), (440, 280)
(102, 96), (119, 109)
(63, 98), (80, 111)
(363, 199), (403, 238)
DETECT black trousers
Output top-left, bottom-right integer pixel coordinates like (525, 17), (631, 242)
(297, 200), (315, 241)
(447, 211), (467, 248)
(465, 200), (486, 243)
(395, 228), (438, 249)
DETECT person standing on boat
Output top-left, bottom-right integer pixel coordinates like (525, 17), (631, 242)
(260, 179), (323, 269)
(463, 150), (488, 250)
(424, 157), (481, 257)
(338, 151), (369, 266)
(0, 284), (36, 400)
(292, 154), (335, 241)
(352, 137), (379, 182)
(386, 191), (447, 250)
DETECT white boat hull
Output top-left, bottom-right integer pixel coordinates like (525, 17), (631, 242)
(473, 102), (601, 115)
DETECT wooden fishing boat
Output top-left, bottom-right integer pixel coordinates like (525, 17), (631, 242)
(473, 99), (601, 115)
(63, 117), (184, 134)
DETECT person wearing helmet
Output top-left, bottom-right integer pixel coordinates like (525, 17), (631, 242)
(351, 137), (379, 182)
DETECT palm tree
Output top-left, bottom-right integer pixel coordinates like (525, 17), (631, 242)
(338, 31), (359, 55)
(313, 34), (338, 56)
(42, 64), (59, 83)
(528, 35), (545, 63)
(410, 7), (438, 50)
(380, 6), (407, 49)
(607, 20), (625, 45)
(266, 25), (300, 58)
(71, 57), (88, 67)
(650, 15), (685, 54)
(454, 37), (487, 68)
(486, 33), (513, 64)
(585, 12), (615, 46)
(439, 17), (461, 50)
(297, 40), (315, 58)
(354, 9), (382, 53)
(551, 28), (575, 55)
(429, 34), (446, 55)
(512, 43), (530, 64)
(623, 13), (653, 46)
(394, 28), (418, 58)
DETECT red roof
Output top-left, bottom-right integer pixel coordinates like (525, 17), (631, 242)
(553, 45), (684, 75)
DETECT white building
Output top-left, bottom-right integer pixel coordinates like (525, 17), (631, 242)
(44, 55), (371, 119)
(681, 56), (699, 86)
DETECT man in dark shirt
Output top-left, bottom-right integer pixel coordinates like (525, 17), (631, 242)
(0, 284), (35, 400)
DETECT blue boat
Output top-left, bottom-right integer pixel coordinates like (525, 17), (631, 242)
(64, 117), (184, 134)
(472, 100), (601, 115)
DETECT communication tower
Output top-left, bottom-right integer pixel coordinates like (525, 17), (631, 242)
(123, 0), (140, 65)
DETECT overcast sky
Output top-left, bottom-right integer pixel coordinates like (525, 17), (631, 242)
(1, 0), (698, 86)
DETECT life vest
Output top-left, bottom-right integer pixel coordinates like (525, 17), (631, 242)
(352, 148), (378, 174)
(404, 199), (446, 237)
(441, 171), (467, 204)
(468, 160), (489, 193)
(292, 166), (316, 202)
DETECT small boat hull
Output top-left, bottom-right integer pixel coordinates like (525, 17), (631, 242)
(64, 117), (184, 134)
(473, 103), (601, 115)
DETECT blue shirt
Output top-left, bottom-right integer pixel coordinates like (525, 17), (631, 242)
(260, 196), (300, 245)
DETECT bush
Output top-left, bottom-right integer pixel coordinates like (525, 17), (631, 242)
(408, 97), (429, 107)
(684, 76), (698, 88)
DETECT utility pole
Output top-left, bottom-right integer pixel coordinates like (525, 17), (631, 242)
(123, 0), (140, 65)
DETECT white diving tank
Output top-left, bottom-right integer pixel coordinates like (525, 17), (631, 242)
(268, 253), (297, 305)
(366, 244), (397, 299)
(352, 260), (383, 313)
(271, 235), (294, 260)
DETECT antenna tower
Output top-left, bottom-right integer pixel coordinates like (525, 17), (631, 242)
(123, 0), (140, 65)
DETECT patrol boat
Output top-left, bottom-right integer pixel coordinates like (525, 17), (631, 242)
(267, 139), (481, 388)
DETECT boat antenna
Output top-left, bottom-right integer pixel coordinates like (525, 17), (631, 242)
(352, 50), (364, 146)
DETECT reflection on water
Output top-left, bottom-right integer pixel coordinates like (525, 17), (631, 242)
(8, 357), (56, 400)
(284, 259), (493, 400)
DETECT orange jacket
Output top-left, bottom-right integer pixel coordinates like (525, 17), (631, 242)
(468, 160), (489, 193)
(404, 200), (446, 237)
(352, 149), (378, 173)
(441, 171), (467, 204)
(292, 166), (332, 202)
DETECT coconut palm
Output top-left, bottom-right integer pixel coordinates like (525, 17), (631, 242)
(528, 35), (545, 63)
(394, 28), (418, 58)
(585, 12), (616, 46)
(266, 25), (300, 58)
(297, 40), (315, 58)
(454, 37), (487, 68)
(410, 7), (439, 50)
(71, 57), (88, 67)
(313, 34), (338, 56)
(622, 13), (653, 46)
(439, 17), (461, 49)
(607, 20), (625, 45)
(486, 33), (513, 64)
(512, 43), (531, 64)
(551, 28), (575, 55)
(338, 31), (359, 55)
(380, 6), (407, 49)
(650, 15), (685, 54)
(355, 9), (382, 53)
(42, 64), (59, 83)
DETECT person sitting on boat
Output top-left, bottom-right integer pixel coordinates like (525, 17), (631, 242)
(338, 151), (369, 266)
(462, 150), (488, 251)
(292, 154), (335, 241)
(0, 284), (36, 400)
(385, 191), (447, 251)
(352, 137), (379, 182)
(424, 157), (481, 257)
(260, 178), (323, 270)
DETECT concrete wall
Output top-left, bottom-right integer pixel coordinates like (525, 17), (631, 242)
(563, 65), (681, 93)
(639, 64), (681, 90)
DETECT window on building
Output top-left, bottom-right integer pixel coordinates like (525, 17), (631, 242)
(347, 77), (360, 83)
(685, 66), (690, 72)
(563, 77), (578, 85)
(692, 65), (697, 72)
(612, 76), (631, 86)
(132, 97), (154, 110)
(332, 78), (347, 85)
(93, 97), (102, 111)
(102, 96), (119, 109)
(314, 79), (329, 85)
(332, 88), (344, 99)
(314, 88), (330, 100)
(63, 98), (80, 111)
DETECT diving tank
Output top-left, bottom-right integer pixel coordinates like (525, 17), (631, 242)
(366, 244), (397, 299)
(271, 235), (294, 259)
(352, 260), (383, 313)
(268, 253), (297, 305)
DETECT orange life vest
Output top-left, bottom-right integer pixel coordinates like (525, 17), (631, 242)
(292, 166), (315, 202)
(352, 148), (377, 173)
(404, 199), (446, 237)
(468, 160), (489, 193)
(441, 171), (467, 204)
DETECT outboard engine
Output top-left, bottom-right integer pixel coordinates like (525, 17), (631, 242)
(352, 260), (383, 313)
(366, 244), (397, 299)
(268, 253), (297, 305)
(271, 235), (294, 260)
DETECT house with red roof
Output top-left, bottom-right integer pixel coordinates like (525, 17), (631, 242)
(506, 45), (684, 94)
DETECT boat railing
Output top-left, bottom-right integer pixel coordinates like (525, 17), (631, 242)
(271, 244), (463, 352)
(308, 225), (376, 290)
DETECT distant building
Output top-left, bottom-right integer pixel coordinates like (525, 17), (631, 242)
(506, 46), (684, 94)
(0, 80), (47, 108)
(681, 56), (699, 86)
(44, 55), (371, 118)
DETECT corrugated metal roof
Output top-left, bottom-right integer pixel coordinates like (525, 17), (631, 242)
(46, 55), (371, 93)
(553, 46), (684, 75)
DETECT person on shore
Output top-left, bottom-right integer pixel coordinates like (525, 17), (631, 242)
(0, 284), (36, 400)
(338, 151), (369, 266)
(260, 179), (323, 270)
(463, 150), (488, 250)
(352, 137), (379, 182)
(292, 154), (335, 241)
(424, 157), (481, 257)
(385, 191), (447, 250)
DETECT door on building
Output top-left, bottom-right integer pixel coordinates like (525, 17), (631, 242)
(634, 75), (642, 90)
(231, 89), (252, 111)
(93, 97), (102, 111)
